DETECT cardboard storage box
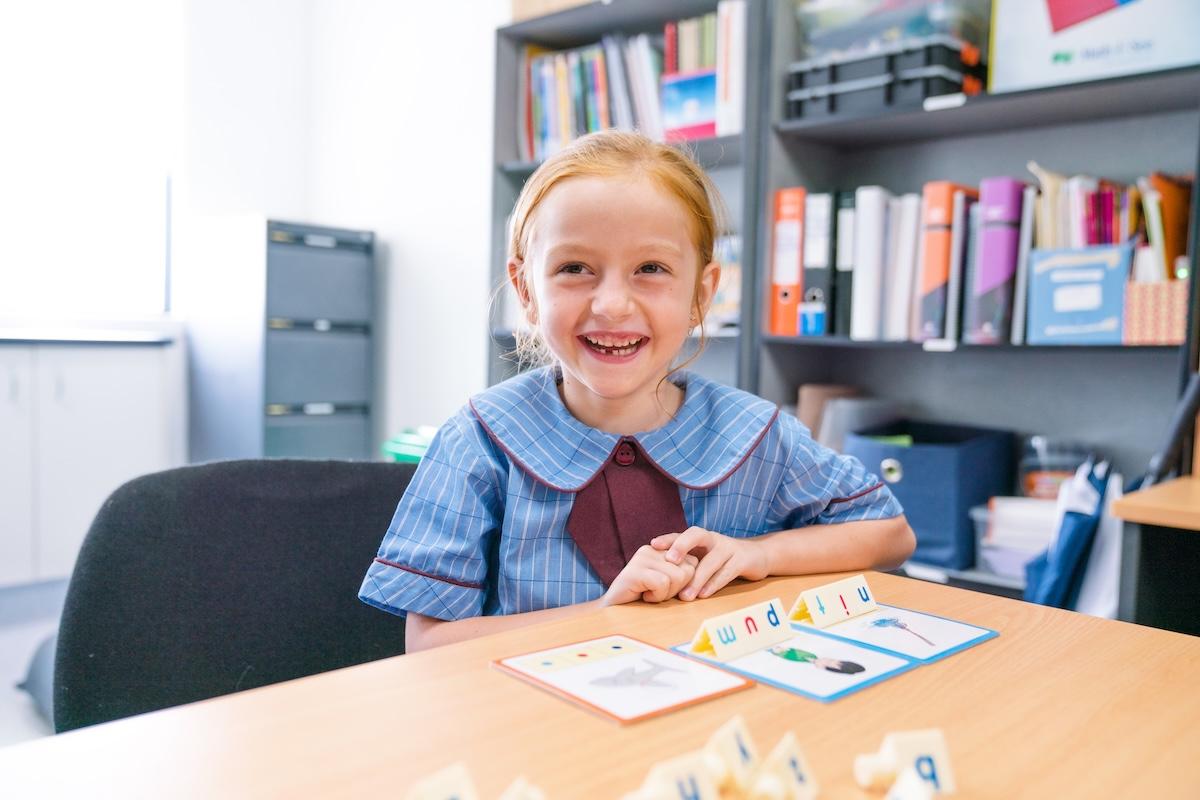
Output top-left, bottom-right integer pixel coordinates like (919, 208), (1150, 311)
(511, 0), (591, 22)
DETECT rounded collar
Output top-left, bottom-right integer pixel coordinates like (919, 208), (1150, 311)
(469, 366), (778, 492)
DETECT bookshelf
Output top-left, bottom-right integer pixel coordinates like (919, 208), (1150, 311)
(755, 0), (1200, 483)
(488, 0), (769, 389)
(488, 1), (1200, 606)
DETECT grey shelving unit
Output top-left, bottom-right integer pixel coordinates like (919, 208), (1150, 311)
(754, 3), (1200, 608)
(488, 1), (1200, 608)
(488, 0), (771, 390)
(755, 0), (1200, 483)
(181, 219), (377, 462)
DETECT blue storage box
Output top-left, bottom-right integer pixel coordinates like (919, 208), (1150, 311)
(844, 421), (1015, 570)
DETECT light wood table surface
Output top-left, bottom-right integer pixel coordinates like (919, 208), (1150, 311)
(2, 572), (1198, 798)
(1113, 475), (1200, 530)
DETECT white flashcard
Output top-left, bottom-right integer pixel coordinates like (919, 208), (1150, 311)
(495, 635), (752, 724)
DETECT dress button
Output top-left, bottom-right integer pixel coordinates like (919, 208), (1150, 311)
(614, 442), (636, 466)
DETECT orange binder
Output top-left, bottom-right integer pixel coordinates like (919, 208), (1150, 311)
(768, 187), (805, 336)
(913, 181), (977, 341)
(1150, 172), (1193, 281)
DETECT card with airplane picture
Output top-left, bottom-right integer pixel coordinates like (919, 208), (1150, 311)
(494, 635), (753, 724)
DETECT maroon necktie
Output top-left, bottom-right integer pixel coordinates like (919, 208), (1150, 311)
(566, 438), (688, 587)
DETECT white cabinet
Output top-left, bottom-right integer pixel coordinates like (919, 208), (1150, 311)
(0, 347), (34, 586)
(0, 328), (186, 587)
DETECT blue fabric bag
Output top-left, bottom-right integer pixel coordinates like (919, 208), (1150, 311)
(1024, 459), (1111, 608)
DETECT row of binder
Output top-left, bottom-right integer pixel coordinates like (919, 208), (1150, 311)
(767, 168), (1192, 346)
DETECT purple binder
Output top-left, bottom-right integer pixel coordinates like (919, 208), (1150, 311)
(963, 177), (1026, 344)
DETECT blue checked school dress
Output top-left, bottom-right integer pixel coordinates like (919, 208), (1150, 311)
(358, 366), (902, 621)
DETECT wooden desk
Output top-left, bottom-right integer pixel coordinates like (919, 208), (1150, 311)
(2, 573), (1198, 798)
(1113, 476), (1200, 635)
(1113, 475), (1200, 530)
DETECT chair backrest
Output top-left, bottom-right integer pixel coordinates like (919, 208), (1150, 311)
(54, 458), (413, 733)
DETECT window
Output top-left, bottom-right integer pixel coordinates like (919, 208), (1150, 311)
(0, 0), (183, 317)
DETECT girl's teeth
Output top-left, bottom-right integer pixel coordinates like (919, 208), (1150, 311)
(586, 336), (641, 355)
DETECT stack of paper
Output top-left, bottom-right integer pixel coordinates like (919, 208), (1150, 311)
(974, 496), (1058, 579)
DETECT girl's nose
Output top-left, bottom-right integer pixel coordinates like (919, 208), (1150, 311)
(590, 275), (634, 320)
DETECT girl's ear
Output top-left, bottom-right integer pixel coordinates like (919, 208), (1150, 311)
(507, 258), (538, 325)
(694, 260), (722, 319)
(507, 259), (528, 303)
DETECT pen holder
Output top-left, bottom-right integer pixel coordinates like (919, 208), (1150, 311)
(1123, 278), (1189, 346)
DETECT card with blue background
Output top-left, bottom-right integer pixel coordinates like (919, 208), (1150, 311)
(794, 604), (997, 664)
(674, 629), (914, 703)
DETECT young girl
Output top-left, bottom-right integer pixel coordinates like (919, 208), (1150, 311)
(360, 131), (914, 652)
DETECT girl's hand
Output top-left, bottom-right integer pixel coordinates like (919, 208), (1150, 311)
(651, 527), (770, 601)
(602, 545), (699, 606)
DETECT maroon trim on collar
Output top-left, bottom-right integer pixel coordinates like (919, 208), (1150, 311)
(636, 407), (781, 491)
(830, 481), (885, 505)
(373, 557), (484, 590)
(468, 398), (615, 494)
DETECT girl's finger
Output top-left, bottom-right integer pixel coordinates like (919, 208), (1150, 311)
(640, 568), (671, 603)
(665, 528), (709, 565)
(650, 532), (680, 550)
(698, 561), (739, 598)
(680, 552), (729, 601)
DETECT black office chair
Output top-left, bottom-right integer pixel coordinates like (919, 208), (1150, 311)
(53, 459), (413, 733)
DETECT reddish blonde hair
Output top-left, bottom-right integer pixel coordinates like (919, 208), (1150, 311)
(505, 130), (726, 369)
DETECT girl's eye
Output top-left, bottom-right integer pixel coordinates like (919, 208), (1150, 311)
(637, 263), (666, 274)
(558, 263), (586, 274)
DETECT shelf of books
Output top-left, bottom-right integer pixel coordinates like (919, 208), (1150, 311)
(500, 133), (743, 178)
(489, 0), (764, 388)
(755, 0), (1199, 499)
(774, 66), (1200, 148)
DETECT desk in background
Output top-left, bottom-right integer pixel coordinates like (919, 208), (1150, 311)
(0, 572), (1197, 798)
(1114, 475), (1200, 635)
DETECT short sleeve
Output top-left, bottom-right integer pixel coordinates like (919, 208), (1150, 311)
(771, 414), (903, 527)
(358, 409), (505, 621)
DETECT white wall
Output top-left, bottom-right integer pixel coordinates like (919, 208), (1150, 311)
(181, 0), (311, 220)
(306, 0), (510, 435)
(180, 0), (509, 440)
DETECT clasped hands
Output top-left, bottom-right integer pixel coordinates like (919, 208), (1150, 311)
(601, 526), (770, 606)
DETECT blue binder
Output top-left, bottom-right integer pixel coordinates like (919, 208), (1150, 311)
(1026, 244), (1131, 345)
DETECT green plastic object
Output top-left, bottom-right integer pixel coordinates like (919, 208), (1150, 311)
(381, 426), (439, 463)
(866, 434), (914, 447)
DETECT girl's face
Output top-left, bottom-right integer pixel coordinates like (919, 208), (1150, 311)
(514, 174), (719, 426)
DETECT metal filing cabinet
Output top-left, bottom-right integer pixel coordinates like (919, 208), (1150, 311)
(176, 216), (376, 462)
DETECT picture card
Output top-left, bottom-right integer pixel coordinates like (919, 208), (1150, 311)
(794, 604), (997, 664)
(494, 635), (752, 724)
(674, 629), (913, 703)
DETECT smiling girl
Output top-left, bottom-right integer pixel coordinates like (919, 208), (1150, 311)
(360, 131), (915, 652)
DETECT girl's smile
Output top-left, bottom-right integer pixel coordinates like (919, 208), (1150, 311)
(515, 173), (720, 434)
(578, 331), (648, 361)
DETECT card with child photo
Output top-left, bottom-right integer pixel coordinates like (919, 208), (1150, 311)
(673, 628), (915, 703)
